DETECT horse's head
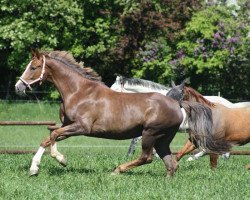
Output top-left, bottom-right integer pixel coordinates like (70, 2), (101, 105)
(166, 80), (186, 101)
(15, 49), (48, 95)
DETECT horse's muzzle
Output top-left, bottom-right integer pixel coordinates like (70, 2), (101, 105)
(15, 80), (27, 95)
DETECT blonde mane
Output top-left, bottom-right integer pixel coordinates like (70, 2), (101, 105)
(184, 86), (215, 107)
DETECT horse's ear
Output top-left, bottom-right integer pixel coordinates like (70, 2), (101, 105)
(181, 79), (187, 85)
(180, 80), (186, 89)
(31, 49), (41, 59)
(31, 48), (36, 57)
(171, 80), (176, 87)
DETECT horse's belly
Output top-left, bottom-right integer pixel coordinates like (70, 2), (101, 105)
(87, 125), (143, 140)
(224, 117), (250, 145)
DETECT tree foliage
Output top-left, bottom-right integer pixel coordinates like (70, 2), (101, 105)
(0, 0), (249, 100)
(170, 2), (250, 99)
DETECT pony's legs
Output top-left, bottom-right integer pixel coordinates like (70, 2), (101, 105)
(210, 153), (218, 169)
(221, 152), (230, 159)
(127, 137), (141, 157)
(187, 150), (206, 161)
(176, 139), (196, 161)
(245, 164), (250, 169)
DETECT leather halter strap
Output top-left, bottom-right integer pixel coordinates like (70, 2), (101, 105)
(19, 55), (46, 90)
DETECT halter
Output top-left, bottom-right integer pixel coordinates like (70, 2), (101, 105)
(19, 55), (46, 90)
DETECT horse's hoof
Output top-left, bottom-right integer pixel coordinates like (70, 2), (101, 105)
(245, 164), (250, 169)
(29, 168), (39, 176)
(222, 153), (230, 159)
(111, 169), (120, 175)
(59, 157), (67, 167)
(55, 155), (67, 167)
(187, 156), (195, 161)
(166, 170), (175, 178)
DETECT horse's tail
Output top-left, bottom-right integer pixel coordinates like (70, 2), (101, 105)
(180, 101), (231, 154)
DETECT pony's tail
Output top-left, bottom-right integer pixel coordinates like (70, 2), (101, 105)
(180, 101), (232, 154)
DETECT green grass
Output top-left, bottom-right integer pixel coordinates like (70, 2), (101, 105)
(0, 101), (249, 200)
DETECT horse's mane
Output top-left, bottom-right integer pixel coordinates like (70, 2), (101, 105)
(44, 51), (102, 83)
(119, 76), (169, 91)
(184, 86), (215, 107)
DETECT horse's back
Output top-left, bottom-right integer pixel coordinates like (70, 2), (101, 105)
(233, 102), (250, 108)
(213, 105), (250, 145)
(205, 96), (233, 107)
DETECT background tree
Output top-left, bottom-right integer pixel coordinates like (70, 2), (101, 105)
(170, 1), (250, 99)
(0, 0), (249, 100)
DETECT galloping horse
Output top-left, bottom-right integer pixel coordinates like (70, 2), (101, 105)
(15, 50), (224, 177)
(167, 81), (250, 169)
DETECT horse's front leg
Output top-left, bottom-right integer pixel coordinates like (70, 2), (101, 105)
(30, 137), (67, 176)
(176, 139), (196, 161)
(49, 123), (82, 164)
(30, 123), (81, 176)
(30, 136), (51, 176)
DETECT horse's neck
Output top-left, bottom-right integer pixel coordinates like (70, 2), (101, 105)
(233, 102), (250, 108)
(187, 93), (214, 107)
(49, 62), (91, 102)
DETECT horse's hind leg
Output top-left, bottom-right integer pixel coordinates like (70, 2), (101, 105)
(112, 130), (156, 174)
(154, 131), (179, 177)
(112, 151), (153, 175)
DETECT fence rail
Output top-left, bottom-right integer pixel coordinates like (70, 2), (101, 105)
(0, 121), (56, 126)
(0, 149), (249, 155)
(0, 120), (249, 155)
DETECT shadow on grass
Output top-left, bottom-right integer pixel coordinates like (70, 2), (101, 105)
(47, 166), (97, 176)
(45, 165), (164, 177)
(120, 170), (163, 177)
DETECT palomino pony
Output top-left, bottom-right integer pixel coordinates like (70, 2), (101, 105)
(15, 50), (223, 177)
(166, 82), (250, 169)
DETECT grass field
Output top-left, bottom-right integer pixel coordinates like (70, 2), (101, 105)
(0, 101), (249, 200)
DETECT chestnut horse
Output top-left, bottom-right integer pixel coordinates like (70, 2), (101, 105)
(167, 82), (250, 169)
(15, 50), (224, 176)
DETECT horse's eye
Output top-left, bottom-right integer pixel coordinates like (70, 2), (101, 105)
(30, 66), (36, 71)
